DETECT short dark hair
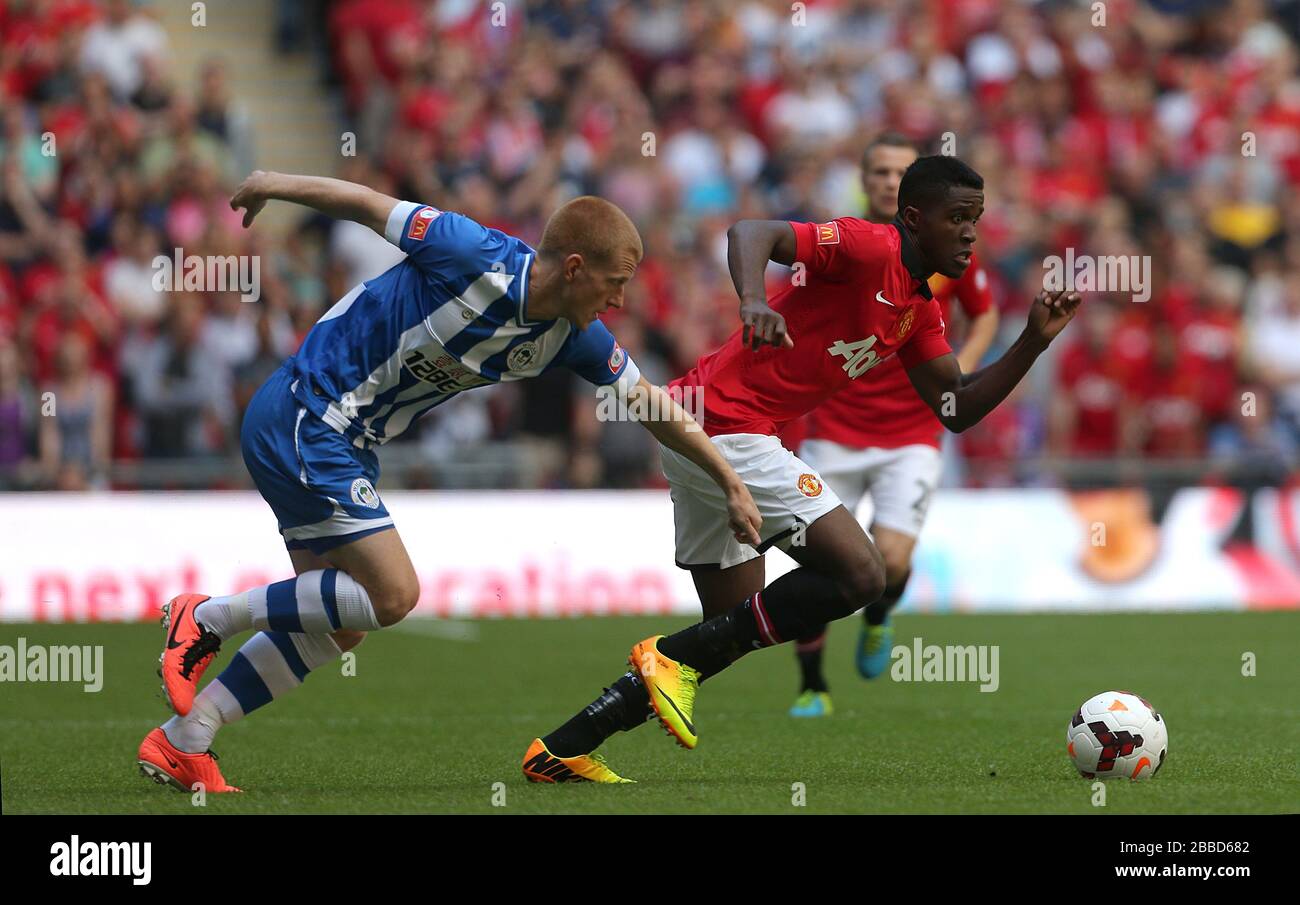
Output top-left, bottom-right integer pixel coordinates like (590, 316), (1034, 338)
(897, 155), (984, 212)
(861, 131), (918, 167)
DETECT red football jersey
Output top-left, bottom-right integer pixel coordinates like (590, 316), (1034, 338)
(669, 218), (952, 437)
(806, 251), (994, 450)
(1056, 341), (1124, 456)
(1129, 363), (1202, 456)
(1179, 309), (1239, 422)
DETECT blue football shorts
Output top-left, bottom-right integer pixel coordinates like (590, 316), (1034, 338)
(240, 363), (394, 555)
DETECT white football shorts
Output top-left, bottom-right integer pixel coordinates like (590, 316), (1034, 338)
(660, 433), (842, 569)
(797, 439), (942, 538)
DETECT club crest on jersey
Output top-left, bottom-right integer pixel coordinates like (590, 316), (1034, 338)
(896, 306), (915, 339)
(507, 340), (539, 372)
(816, 222), (840, 245)
(407, 206), (440, 241)
(797, 473), (823, 497)
(350, 478), (381, 509)
(608, 341), (625, 374)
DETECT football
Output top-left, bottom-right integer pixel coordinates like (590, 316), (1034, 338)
(1067, 691), (1168, 781)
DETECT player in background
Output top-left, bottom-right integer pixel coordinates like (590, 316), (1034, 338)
(523, 156), (1080, 781)
(788, 134), (999, 718)
(136, 171), (762, 792)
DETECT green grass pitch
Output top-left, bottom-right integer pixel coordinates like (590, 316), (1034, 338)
(2, 612), (1297, 814)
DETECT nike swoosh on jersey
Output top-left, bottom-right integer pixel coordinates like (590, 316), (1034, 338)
(875, 290), (896, 307)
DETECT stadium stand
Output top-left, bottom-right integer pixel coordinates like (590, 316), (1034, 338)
(2, 0), (1298, 491)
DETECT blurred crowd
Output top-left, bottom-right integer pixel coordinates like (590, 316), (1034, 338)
(2, 0), (1300, 491)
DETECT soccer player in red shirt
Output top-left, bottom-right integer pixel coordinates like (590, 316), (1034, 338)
(789, 134), (1000, 718)
(1050, 303), (1128, 458)
(523, 155), (1081, 782)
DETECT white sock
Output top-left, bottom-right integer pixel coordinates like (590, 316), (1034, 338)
(193, 588), (258, 640)
(161, 630), (343, 753)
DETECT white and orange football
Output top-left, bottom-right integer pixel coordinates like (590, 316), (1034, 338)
(1067, 690), (1169, 781)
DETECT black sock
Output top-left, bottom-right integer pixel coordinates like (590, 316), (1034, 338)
(543, 567), (872, 757)
(658, 567), (859, 678)
(795, 631), (828, 692)
(864, 573), (909, 626)
(542, 671), (651, 757)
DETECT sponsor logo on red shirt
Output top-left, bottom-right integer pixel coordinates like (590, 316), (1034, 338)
(816, 223), (840, 245)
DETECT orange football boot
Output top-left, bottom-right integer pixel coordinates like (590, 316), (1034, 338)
(159, 593), (221, 716)
(136, 728), (242, 793)
(520, 738), (633, 783)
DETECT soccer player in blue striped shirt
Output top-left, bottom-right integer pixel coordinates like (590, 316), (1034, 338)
(137, 171), (762, 793)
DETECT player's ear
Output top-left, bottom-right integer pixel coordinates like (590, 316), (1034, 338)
(563, 252), (584, 281)
(900, 205), (920, 230)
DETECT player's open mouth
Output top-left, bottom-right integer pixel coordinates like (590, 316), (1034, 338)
(954, 251), (972, 264)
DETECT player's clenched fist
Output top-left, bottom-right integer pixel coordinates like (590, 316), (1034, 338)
(1026, 289), (1082, 344)
(229, 170), (277, 228)
(740, 299), (795, 351)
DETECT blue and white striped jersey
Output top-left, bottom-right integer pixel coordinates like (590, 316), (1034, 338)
(288, 201), (640, 447)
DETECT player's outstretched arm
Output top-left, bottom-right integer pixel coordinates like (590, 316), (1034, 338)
(627, 376), (762, 546)
(229, 170), (400, 234)
(727, 220), (797, 350)
(906, 289), (1081, 433)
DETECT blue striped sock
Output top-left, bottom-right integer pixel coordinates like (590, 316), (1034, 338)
(161, 630), (343, 752)
(255, 569), (378, 632)
(195, 569), (379, 640)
